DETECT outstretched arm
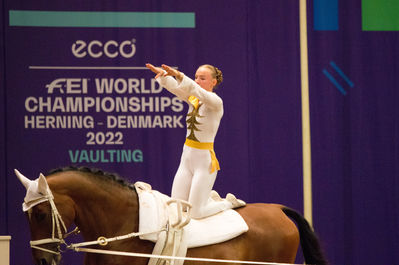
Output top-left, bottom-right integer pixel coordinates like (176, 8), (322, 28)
(146, 63), (222, 109)
(146, 63), (188, 101)
(178, 75), (223, 110)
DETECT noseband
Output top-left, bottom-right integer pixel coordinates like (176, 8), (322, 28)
(29, 188), (71, 255)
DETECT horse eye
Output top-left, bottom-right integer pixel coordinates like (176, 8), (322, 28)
(34, 211), (47, 222)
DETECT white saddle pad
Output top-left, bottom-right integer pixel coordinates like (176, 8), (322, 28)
(135, 182), (248, 248)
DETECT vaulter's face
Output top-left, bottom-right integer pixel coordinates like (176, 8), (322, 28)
(195, 67), (217, 92)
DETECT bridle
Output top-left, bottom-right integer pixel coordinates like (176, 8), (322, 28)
(29, 188), (75, 256)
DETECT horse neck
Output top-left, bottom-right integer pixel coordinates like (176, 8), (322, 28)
(49, 173), (140, 241)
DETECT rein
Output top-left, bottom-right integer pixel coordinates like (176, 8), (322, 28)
(69, 248), (303, 265)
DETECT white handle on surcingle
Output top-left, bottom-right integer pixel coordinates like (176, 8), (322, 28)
(14, 169), (33, 190)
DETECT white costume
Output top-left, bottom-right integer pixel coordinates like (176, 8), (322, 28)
(157, 74), (232, 218)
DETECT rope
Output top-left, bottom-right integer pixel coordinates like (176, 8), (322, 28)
(72, 247), (305, 265)
(67, 228), (165, 248)
(31, 245), (60, 255)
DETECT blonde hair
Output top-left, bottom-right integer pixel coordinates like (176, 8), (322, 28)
(200, 64), (223, 87)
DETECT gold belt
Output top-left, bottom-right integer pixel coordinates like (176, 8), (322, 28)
(184, 138), (220, 173)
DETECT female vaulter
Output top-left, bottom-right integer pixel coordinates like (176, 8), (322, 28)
(146, 63), (245, 219)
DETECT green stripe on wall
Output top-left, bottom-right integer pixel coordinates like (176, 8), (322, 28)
(9, 10), (195, 28)
(362, 0), (399, 31)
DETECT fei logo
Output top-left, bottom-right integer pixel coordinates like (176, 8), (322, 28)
(72, 39), (136, 58)
(46, 78), (89, 94)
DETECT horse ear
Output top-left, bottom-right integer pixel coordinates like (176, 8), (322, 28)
(37, 173), (50, 195)
(14, 169), (33, 190)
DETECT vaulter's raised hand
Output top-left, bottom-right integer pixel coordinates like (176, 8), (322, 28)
(146, 63), (183, 81)
(145, 63), (165, 79)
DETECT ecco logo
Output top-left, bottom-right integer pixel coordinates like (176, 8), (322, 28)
(72, 40), (136, 58)
(46, 78), (89, 94)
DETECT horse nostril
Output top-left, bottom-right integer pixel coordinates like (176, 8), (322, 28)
(39, 259), (48, 265)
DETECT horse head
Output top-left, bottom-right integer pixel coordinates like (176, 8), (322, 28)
(15, 169), (76, 265)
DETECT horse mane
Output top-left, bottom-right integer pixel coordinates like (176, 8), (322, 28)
(47, 166), (136, 190)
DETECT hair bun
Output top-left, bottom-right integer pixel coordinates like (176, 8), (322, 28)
(214, 67), (223, 86)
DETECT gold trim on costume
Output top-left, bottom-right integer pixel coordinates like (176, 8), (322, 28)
(188, 95), (199, 109)
(186, 95), (202, 141)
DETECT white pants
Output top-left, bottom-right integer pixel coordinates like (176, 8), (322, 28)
(171, 145), (231, 219)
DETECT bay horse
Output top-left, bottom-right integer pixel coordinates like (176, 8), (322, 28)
(17, 166), (327, 265)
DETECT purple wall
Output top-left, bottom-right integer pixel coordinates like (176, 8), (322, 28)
(2, 0), (399, 264)
(309, 1), (399, 263)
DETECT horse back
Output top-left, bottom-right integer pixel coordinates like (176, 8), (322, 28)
(186, 203), (300, 264)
